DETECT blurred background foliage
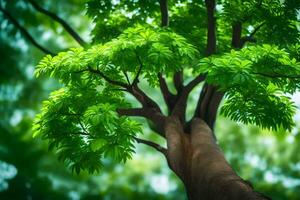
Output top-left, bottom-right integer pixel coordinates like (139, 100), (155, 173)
(0, 0), (300, 199)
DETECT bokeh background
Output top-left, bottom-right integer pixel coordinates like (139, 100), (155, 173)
(1, 0), (300, 199)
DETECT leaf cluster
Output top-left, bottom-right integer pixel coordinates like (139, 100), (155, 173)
(33, 81), (141, 174)
(35, 25), (198, 86)
(198, 44), (300, 131)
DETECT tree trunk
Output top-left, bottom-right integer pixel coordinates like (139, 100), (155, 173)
(164, 117), (270, 200)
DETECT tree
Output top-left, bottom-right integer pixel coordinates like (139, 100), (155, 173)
(2, 0), (300, 199)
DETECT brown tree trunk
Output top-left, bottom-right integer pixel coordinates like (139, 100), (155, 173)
(164, 117), (270, 200)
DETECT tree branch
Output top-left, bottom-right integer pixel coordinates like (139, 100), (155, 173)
(117, 108), (146, 117)
(159, 0), (169, 27)
(0, 6), (54, 55)
(129, 86), (161, 109)
(134, 136), (167, 155)
(249, 22), (265, 38)
(231, 22), (243, 48)
(77, 67), (165, 134)
(173, 71), (184, 94)
(193, 18), (241, 129)
(194, 84), (213, 121)
(27, 0), (87, 47)
(86, 67), (129, 88)
(122, 71), (131, 85)
(158, 73), (176, 113)
(118, 107), (166, 137)
(205, 90), (224, 128)
(191, 0), (219, 132)
(193, 84), (224, 131)
(241, 22), (266, 46)
(205, 0), (216, 55)
(184, 74), (206, 93)
(132, 54), (143, 86)
(172, 74), (206, 122)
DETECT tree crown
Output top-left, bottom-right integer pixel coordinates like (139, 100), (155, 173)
(31, 0), (300, 173)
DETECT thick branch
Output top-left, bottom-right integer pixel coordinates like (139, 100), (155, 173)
(194, 84), (224, 130)
(192, 0), (220, 131)
(231, 22), (243, 48)
(205, 0), (216, 55)
(194, 85), (213, 122)
(77, 68), (164, 134)
(206, 90), (224, 128)
(76, 67), (162, 116)
(0, 6), (54, 55)
(134, 136), (167, 155)
(184, 74), (206, 94)
(158, 73), (176, 112)
(173, 71), (184, 94)
(118, 107), (166, 137)
(193, 20), (241, 128)
(128, 86), (162, 110)
(27, 0), (87, 47)
(172, 74), (206, 121)
(159, 0), (169, 27)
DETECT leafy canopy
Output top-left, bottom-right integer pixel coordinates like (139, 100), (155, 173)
(33, 0), (300, 173)
(197, 45), (300, 131)
(33, 25), (198, 173)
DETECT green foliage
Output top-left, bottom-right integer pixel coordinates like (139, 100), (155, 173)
(197, 45), (300, 130)
(33, 25), (199, 173)
(33, 84), (141, 173)
(35, 25), (198, 86)
(86, 0), (160, 42)
(32, 0), (300, 179)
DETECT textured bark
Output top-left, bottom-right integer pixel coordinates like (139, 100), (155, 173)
(164, 117), (270, 200)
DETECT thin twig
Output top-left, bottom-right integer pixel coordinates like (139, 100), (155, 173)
(132, 54), (143, 86)
(75, 67), (129, 88)
(122, 71), (131, 85)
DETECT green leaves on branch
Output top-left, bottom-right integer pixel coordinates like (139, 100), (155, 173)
(33, 25), (197, 173)
(33, 85), (141, 174)
(198, 44), (300, 131)
(35, 25), (198, 86)
(221, 87), (296, 131)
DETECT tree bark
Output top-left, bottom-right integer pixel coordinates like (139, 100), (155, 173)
(164, 117), (270, 200)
